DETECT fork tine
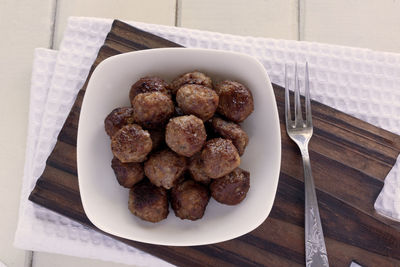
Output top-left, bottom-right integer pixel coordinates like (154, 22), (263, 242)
(294, 63), (303, 126)
(305, 62), (312, 126)
(284, 64), (292, 127)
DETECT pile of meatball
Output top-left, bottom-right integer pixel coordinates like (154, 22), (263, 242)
(104, 71), (254, 223)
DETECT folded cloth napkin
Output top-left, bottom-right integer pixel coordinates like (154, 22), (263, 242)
(15, 17), (400, 266)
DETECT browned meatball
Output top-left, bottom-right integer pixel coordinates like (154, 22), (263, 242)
(210, 168), (250, 205)
(104, 107), (134, 137)
(176, 84), (219, 121)
(128, 179), (169, 223)
(132, 92), (174, 129)
(211, 117), (249, 156)
(165, 115), (207, 157)
(188, 153), (211, 184)
(111, 157), (144, 188)
(111, 124), (152, 163)
(215, 80), (254, 122)
(144, 149), (187, 189)
(148, 129), (165, 151)
(170, 71), (213, 94)
(201, 138), (240, 178)
(171, 180), (210, 220)
(129, 76), (170, 102)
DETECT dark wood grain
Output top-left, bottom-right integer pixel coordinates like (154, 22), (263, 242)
(29, 20), (400, 267)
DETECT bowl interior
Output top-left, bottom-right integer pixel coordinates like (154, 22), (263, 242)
(77, 48), (281, 246)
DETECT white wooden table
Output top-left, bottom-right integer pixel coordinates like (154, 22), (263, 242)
(1, 0), (400, 266)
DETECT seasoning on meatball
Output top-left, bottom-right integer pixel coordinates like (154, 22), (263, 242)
(104, 107), (134, 137)
(170, 71), (213, 94)
(171, 180), (210, 220)
(111, 157), (144, 188)
(215, 80), (254, 122)
(176, 84), (219, 121)
(165, 115), (207, 157)
(128, 179), (169, 223)
(210, 168), (250, 205)
(144, 149), (187, 189)
(111, 124), (152, 163)
(201, 138), (240, 178)
(188, 153), (211, 184)
(148, 129), (165, 151)
(132, 92), (174, 129)
(129, 76), (170, 102)
(211, 117), (249, 156)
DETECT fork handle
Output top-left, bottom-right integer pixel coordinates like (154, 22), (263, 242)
(301, 149), (329, 267)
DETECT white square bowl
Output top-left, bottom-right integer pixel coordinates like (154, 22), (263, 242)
(77, 48), (281, 246)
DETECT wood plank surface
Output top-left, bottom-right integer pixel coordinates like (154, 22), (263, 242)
(179, 0), (298, 39)
(53, 0), (176, 49)
(29, 20), (400, 267)
(1, 0), (55, 265)
(301, 0), (400, 53)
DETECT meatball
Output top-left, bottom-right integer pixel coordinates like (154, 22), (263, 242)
(201, 138), (240, 178)
(176, 84), (219, 121)
(144, 149), (187, 189)
(171, 180), (210, 220)
(211, 117), (249, 156)
(111, 124), (152, 163)
(111, 157), (144, 188)
(132, 92), (174, 129)
(210, 168), (250, 205)
(104, 107), (134, 137)
(215, 80), (254, 122)
(170, 71), (213, 94)
(129, 76), (170, 102)
(128, 179), (169, 223)
(148, 129), (165, 151)
(188, 153), (211, 184)
(165, 115), (207, 157)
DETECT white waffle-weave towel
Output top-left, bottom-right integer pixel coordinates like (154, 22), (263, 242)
(15, 17), (400, 266)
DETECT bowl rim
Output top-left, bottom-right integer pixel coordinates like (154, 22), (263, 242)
(77, 47), (282, 246)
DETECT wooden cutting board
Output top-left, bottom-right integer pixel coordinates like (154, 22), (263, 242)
(29, 20), (400, 267)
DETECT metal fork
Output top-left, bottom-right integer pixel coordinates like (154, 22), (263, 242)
(285, 63), (329, 267)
